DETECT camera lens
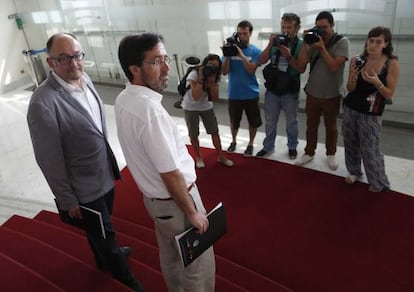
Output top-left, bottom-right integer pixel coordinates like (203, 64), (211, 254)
(273, 34), (290, 47)
(203, 64), (215, 77)
(355, 56), (366, 70)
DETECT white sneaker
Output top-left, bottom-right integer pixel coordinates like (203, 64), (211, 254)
(195, 158), (205, 168)
(327, 155), (338, 170)
(295, 154), (314, 166)
(217, 158), (234, 167)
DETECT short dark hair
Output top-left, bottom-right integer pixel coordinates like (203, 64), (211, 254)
(315, 11), (334, 25)
(237, 20), (253, 33)
(118, 33), (164, 82)
(282, 13), (301, 26)
(46, 33), (78, 53)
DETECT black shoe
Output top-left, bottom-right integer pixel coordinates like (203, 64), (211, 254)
(289, 149), (297, 159)
(96, 260), (107, 270)
(122, 277), (145, 292)
(120, 246), (132, 257)
(256, 149), (273, 157)
(174, 99), (183, 108)
(244, 145), (253, 157)
(227, 142), (236, 152)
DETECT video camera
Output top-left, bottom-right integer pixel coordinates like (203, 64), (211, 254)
(355, 55), (366, 70)
(273, 33), (291, 47)
(303, 26), (325, 45)
(222, 32), (242, 57)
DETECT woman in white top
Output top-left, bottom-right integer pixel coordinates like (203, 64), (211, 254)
(181, 54), (233, 168)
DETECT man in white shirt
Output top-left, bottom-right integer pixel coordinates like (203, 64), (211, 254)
(115, 33), (215, 291)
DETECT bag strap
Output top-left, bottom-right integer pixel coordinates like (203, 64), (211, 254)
(309, 33), (343, 73)
(270, 37), (299, 65)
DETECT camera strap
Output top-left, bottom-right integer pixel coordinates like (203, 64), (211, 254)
(309, 33), (343, 73)
(271, 38), (299, 69)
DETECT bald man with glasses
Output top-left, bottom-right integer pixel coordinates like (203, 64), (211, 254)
(27, 33), (144, 291)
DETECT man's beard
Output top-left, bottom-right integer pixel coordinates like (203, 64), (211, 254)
(142, 74), (168, 93)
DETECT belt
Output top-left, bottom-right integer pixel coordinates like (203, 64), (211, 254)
(152, 182), (195, 201)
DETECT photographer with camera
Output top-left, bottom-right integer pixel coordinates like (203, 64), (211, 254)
(295, 11), (349, 170)
(342, 26), (400, 192)
(256, 12), (304, 159)
(181, 54), (234, 168)
(221, 20), (262, 157)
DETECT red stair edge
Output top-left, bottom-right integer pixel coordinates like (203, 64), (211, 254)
(0, 226), (131, 292)
(112, 214), (293, 291)
(32, 210), (293, 291)
(6, 214), (250, 291)
(0, 252), (64, 291)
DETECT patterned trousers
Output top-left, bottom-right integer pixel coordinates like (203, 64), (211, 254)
(342, 105), (390, 190)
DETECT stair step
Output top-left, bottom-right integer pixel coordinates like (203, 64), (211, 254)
(3, 215), (167, 291)
(34, 210), (289, 291)
(34, 210), (84, 236)
(0, 226), (130, 291)
(112, 215), (157, 246)
(32, 212), (247, 291)
(0, 252), (63, 291)
(112, 214), (291, 291)
(33, 211), (162, 269)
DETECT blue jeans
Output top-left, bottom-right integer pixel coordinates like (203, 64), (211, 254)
(262, 90), (299, 152)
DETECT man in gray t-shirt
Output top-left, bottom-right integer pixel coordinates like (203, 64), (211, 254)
(296, 11), (349, 170)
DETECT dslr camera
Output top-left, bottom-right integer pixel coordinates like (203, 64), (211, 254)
(222, 32), (242, 57)
(355, 55), (366, 70)
(202, 64), (218, 77)
(273, 33), (291, 47)
(303, 26), (325, 45)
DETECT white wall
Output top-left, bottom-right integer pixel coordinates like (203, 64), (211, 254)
(3, 0), (414, 116)
(0, 0), (32, 93)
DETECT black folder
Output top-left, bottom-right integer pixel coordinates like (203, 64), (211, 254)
(54, 199), (106, 239)
(175, 202), (227, 267)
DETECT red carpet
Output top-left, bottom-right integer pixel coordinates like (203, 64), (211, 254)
(113, 146), (414, 292)
(1, 146), (413, 291)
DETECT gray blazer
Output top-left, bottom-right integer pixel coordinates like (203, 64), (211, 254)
(27, 73), (120, 210)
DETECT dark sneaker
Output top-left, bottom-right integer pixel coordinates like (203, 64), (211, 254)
(244, 145), (253, 157)
(288, 149), (297, 159)
(256, 149), (273, 157)
(123, 277), (144, 292)
(174, 99), (183, 108)
(120, 246), (132, 257)
(227, 142), (236, 152)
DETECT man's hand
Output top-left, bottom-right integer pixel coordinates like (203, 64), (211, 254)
(235, 45), (245, 58)
(188, 211), (209, 234)
(311, 36), (326, 51)
(278, 44), (291, 58)
(68, 205), (82, 219)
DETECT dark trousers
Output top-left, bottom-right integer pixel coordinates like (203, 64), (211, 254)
(82, 188), (133, 283)
(304, 94), (341, 156)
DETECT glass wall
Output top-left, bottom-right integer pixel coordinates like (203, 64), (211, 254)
(13, 0), (414, 115)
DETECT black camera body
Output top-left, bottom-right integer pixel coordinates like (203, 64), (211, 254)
(202, 64), (217, 77)
(222, 32), (242, 57)
(304, 26), (324, 45)
(355, 55), (366, 70)
(273, 33), (291, 47)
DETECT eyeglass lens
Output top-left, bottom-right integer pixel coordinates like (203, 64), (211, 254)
(55, 52), (85, 64)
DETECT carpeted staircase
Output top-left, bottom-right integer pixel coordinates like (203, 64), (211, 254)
(0, 209), (288, 291)
(2, 147), (414, 291)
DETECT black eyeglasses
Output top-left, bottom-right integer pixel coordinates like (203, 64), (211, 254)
(52, 52), (85, 64)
